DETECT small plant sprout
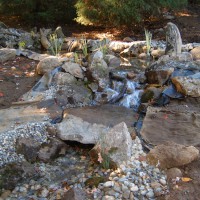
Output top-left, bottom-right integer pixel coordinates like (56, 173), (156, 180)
(49, 33), (63, 56)
(96, 133), (112, 169)
(74, 52), (80, 64)
(144, 28), (152, 56)
(80, 35), (88, 57)
(18, 41), (26, 50)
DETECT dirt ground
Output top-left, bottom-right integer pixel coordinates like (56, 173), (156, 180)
(0, 57), (40, 109)
(0, 3), (200, 200)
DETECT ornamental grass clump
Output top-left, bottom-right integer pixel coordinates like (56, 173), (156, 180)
(96, 134), (111, 169)
(49, 33), (63, 56)
(144, 28), (152, 56)
(80, 35), (88, 57)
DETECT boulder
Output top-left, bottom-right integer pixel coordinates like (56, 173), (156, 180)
(165, 22), (182, 56)
(175, 52), (193, 62)
(147, 141), (199, 169)
(0, 48), (16, 63)
(15, 137), (41, 162)
(62, 62), (84, 79)
(191, 46), (200, 60)
(53, 72), (77, 85)
(151, 49), (165, 59)
(140, 87), (163, 103)
(108, 41), (133, 53)
(90, 122), (132, 167)
(104, 54), (121, 68)
(0, 162), (32, 191)
(89, 50), (109, 90)
(127, 72), (136, 79)
(140, 106), (200, 146)
(145, 67), (174, 85)
(57, 114), (109, 144)
(171, 74), (200, 97)
(123, 37), (134, 42)
(55, 82), (92, 106)
(54, 26), (65, 38)
(36, 56), (62, 75)
(40, 28), (51, 49)
(64, 104), (137, 129)
(120, 42), (145, 57)
(38, 138), (67, 162)
(166, 168), (183, 180)
(138, 53), (148, 59)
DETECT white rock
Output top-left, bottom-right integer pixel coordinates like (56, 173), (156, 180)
(103, 181), (114, 188)
(130, 185), (139, 192)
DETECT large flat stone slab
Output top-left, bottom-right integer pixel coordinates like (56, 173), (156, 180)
(64, 104), (137, 128)
(141, 103), (200, 146)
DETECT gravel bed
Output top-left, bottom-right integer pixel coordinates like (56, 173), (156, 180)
(0, 122), (49, 167)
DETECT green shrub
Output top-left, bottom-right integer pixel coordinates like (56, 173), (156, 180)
(75, 0), (188, 26)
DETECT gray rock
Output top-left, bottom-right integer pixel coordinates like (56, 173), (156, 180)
(55, 81), (92, 106)
(39, 188), (49, 198)
(147, 141), (199, 169)
(141, 106), (200, 147)
(166, 168), (183, 180)
(159, 178), (167, 185)
(36, 56), (62, 75)
(146, 191), (154, 198)
(15, 137), (41, 162)
(171, 75), (200, 97)
(38, 138), (67, 162)
(175, 52), (193, 62)
(104, 54), (121, 68)
(61, 188), (87, 200)
(130, 185), (139, 192)
(89, 50), (109, 90)
(62, 62), (84, 79)
(151, 49), (165, 59)
(165, 22), (182, 56)
(57, 114), (109, 144)
(145, 66), (174, 85)
(191, 46), (200, 60)
(102, 196), (115, 200)
(103, 181), (114, 188)
(40, 28), (51, 50)
(123, 37), (134, 42)
(92, 122), (132, 167)
(54, 26), (65, 38)
(109, 41), (133, 53)
(53, 72), (77, 85)
(0, 48), (16, 63)
(120, 42), (145, 57)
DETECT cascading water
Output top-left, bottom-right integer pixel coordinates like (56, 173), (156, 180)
(119, 81), (143, 110)
(111, 78), (143, 111)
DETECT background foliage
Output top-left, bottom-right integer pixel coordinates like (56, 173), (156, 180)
(0, 0), (199, 27)
(75, 0), (188, 26)
(0, 0), (76, 25)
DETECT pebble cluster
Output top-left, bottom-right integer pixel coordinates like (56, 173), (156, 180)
(1, 135), (168, 200)
(100, 137), (168, 200)
(0, 122), (49, 167)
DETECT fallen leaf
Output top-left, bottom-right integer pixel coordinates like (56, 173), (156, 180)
(181, 177), (192, 182)
(0, 92), (4, 97)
